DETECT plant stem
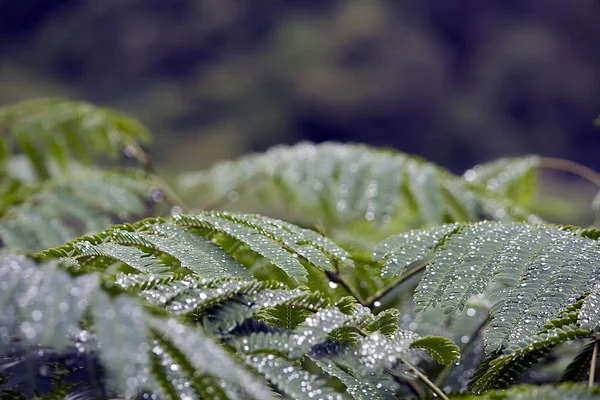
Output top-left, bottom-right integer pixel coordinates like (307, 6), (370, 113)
(398, 355), (450, 400)
(539, 157), (600, 189)
(203, 173), (267, 211)
(589, 336), (599, 388)
(128, 143), (191, 213)
(364, 259), (429, 309)
(326, 262), (366, 306)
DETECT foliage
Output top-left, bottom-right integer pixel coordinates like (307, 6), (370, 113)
(0, 99), (159, 252)
(180, 142), (540, 247)
(2, 99), (600, 399)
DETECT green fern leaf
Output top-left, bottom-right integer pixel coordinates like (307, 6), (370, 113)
(0, 98), (150, 179)
(0, 252), (274, 399)
(373, 223), (459, 278)
(463, 156), (540, 206)
(453, 383), (600, 400)
(180, 142), (538, 245)
(47, 211), (351, 286)
(244, 355), (343, 400)
(579, 285), (600, 331)
(0, 169), (154, 252)
(468, 327), (591, 393)
(377, 221), (600, 353)
(410, 335), (461, 365)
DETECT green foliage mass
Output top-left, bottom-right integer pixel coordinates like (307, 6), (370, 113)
(2, 99), (600, 399)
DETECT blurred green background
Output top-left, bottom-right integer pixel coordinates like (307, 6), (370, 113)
(1, 0), (599, 177)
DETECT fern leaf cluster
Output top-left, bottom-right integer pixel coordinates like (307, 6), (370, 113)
(180, 143), (540, 244)
(0, 252), (273, 399)
(0, 98), (149, 179)
(376, 221), (600, 351)
(2, 98), (600, 399)
(454, 383), (600, 400)
(0, 99), (158, 252)
(2, 211), (459, 399)
(374, 221), (600, 391)
(0, 168), (154, 251)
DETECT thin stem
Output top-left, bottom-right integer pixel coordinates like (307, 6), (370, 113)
(203, 174), (267, 211)
(364, 259), (429, 308)
(128, 143), (191, 213)
(398, 355), (450, 400)
(589, 336), (599, 388)
(539, 157), (600, 189)
(326, 260), (366, 306)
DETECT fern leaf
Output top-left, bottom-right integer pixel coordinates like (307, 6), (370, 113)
(110, 226), (250, 280)
(373, 223), (459, 278)
(376, 221), (600, 353)
(173, 212), (352, 282)
(180, 142), (538, 244)
(463, 156), (541, 205)
(468, 327), (591, 393)
(312, 358), (397, 400)
(0, 169), (154, 252)
(244, 355), (343, 400)
(48, 211), (351, 286)
(409, 335), (461, 365)
(1, 252), (276, 399)
(455, 383), (600, 400)
(579, 285), (600, 331)
(0, 98), (150, 179)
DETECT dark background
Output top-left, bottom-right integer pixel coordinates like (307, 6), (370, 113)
(1, 0), (599, 174)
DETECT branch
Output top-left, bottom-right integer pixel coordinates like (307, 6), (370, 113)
(364, 259), (429, 309)
(325, 260), (366, 306)
(127, 143), (191, 213)
(540, 157), (600, 189)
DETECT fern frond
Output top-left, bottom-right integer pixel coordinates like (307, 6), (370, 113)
(410, 335), (461, 365)
(579, 284), (600, 331)
(373, 223), (459, 278)
(463, 156), (540, 206)
(244, 355), (343, 400)
(312, 358), (397, 400)
(376, 221), (600, 353)
(0, 168), (154, 252)
(0, 98), (150, 180)
(0, 252), (274, 400)
(180, 142), (538, 244)
(468, 326), (591, 393)
(453, 383), (600, 400)
(45, 211), (351, 286)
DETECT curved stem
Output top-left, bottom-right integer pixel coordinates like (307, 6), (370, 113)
(539, 157), (600, 189)
(326, 260), (366, 306)
(128, 143), (191, 213)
